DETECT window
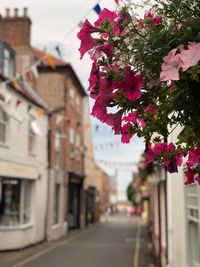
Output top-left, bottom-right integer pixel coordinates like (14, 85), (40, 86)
(3, 48), (14, 78)
(0, 108), (7, 144)
(0, 178), (32, 226)
(69, 127), (74, 144)
(53, 184), (60, 225)
(75, 97), (80, 107)
(28, 121), (36, 154)
(75, 133), (81, 162)
(55, 132), (62, 168)
(69, 87), (74, 99)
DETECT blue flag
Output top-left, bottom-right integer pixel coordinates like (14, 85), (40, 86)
(93, 4), (101, 15)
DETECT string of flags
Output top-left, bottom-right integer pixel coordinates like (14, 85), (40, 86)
(94, 141), (121, 151)
(96, 158), (137, 170)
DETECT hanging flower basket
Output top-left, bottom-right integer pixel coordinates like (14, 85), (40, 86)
(77, 0), (200, 185)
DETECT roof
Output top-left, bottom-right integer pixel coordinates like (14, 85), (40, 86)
(32, 47), (67, 66)
(32, 47), (87, 97)
(0, 73), (49, 110)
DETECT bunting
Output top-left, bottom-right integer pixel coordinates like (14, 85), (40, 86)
(45, 53), (56, 69)
(93, 4), (101, 15)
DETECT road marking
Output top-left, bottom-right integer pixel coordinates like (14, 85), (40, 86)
(133, 224), (141, 267)
(12, 228), (94, 267)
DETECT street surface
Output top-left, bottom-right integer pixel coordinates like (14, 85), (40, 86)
(0, 215), (155, 267)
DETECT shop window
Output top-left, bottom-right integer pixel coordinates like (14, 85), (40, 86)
(0, 108), (7, 144)
(53, 184), (60, 225)
(0, 178), (32, 226)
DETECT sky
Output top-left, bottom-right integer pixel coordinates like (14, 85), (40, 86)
(0, 0), (145, 201)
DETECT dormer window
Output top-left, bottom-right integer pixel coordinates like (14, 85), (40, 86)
(0, 40), (15, 78)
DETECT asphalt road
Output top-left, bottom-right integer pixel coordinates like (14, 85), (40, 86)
(0, 215), (155, 267)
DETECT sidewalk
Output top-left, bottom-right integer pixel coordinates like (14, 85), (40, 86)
(0, 229), (84, 267)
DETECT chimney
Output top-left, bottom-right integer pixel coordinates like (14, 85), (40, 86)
(5, 8), (10, 17)
(23, 7), (28, 17)
(14, 8), (18, 17)
(0, 7), (31, 47)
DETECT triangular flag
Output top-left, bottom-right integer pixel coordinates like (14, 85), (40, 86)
(55, 46), (62, 59)
(45, 53), (56, 69)
(16, 99), (21, 108)
(36, 108), (45, 117)
(93, 4), (101, 15)
(31, 65), (39, 80)
(78, 21), (84, 28)
(11, 78), (20, 90)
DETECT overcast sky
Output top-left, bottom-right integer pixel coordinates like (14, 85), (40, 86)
(0, 0), (145, 200)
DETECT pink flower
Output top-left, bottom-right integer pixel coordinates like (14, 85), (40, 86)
(88, 60), (104, 99)
(152, 16), (162, 25)
(185, 168), (196, 185)
(91, 78), (123, 134)
(145, 144), (156, 164)
(187, 148), (200, 169)
(94, 8), (118, 27)
(179, 43), (200, 71)
(153, 142), (167, 154)
(160, 49), (182, 81)
(138, 118), (146, 128)
(145, 104), (158, 115)
(96, 43), (114, 58)
(122, 112), (138, 124)
(77, 19), (99, 59)
(121, 123), (134, 143)
(119, 67), (144, 102)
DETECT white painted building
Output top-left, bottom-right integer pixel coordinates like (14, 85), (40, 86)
(0, 82), (48, 250)
(167, 127), (200, 267)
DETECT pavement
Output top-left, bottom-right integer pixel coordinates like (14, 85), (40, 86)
(0, 215), (156, 267)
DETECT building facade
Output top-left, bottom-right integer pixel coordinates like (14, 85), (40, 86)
(0, 61), (48, 250)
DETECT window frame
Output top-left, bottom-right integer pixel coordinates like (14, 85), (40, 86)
(0, 178), (33, 229)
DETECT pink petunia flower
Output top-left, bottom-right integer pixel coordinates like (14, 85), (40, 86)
(179, 42), (200, 71)
(145, 104), (158, 115)
(77, 19), (99, 59)
(121, 123), (134, 143)
(96, 43), (114, 58)
(94, 8), (118, 27)
(187, 148), (200, 169)
(119, 66), (144, 102)
(160, 49), (182, 81)
(185, 167), (196, 185)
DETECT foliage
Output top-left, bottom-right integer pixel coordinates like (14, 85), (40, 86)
(127, 182), (136, 203)
(77, 0), (200, 185)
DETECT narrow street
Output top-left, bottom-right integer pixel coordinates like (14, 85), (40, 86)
(0, 215), (155, 267)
